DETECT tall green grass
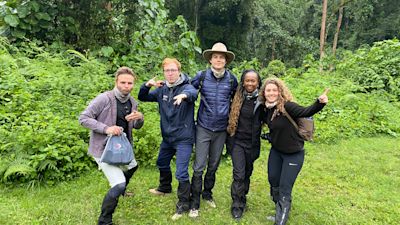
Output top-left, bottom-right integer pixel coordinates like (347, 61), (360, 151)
(0, 137), (399, 224)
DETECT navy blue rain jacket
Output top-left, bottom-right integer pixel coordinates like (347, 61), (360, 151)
(138, 74), (197, 144)
(191, 69), (238, 132)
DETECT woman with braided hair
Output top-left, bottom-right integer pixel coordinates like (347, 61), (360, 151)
(227, 69), (264, 220)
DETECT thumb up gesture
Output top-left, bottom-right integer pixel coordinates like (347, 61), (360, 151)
(318, 88), (330, 104)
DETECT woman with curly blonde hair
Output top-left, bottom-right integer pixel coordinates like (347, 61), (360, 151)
(260, 77), (329, 225)
(227, 69), (264, 220)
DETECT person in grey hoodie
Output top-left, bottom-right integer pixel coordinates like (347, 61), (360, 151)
(79, 67), (144, 225)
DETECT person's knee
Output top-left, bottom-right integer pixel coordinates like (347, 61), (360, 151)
(192, 170), (203, 178)
(192, 160), (206, 172)
(268, 173), (280, 186)
(176, 170), (189, 182)
(156, 158), (171, 170)
(233, 173), (245, 182)
(109, 182), (126, 198)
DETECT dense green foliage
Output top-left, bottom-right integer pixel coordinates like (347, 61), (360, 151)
(0, 38), (111, 185)
(2, 0), (399, 67)
(1, 137), (399, 224)
(166, 0), (399, 66)
(336, 39), (400, 100)
(0, 0), (201, 76)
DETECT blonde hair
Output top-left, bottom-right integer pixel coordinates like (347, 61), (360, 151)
(115, 66), (136, 81)
(162, 58), (181, 70)
(259, 77), (294, 113)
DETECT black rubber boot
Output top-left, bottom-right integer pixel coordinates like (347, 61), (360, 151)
(176, 180), (191, 214)
(190, 171), (203, 209)
(274, 196), (291, 225)
(124, 165), (138, 186)
(123, 165), (138, 195)
(270, 187), (279, 204)
(157, 170), (172, 193)
(231, 207), (244, 220)
(98, 183), (126, 225)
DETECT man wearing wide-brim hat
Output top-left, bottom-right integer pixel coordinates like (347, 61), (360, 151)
(189, 42), (238, 218)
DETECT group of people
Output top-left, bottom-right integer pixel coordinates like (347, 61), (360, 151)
(79, 42), (329, 225)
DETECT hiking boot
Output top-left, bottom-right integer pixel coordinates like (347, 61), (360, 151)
(123, 191), (134, 197)
(205, 199), (216, 208)
(231, 207), (243, 220)
(149, 188), (170, 196)
(171, 213), (183, 221)
(188, 209), (199, 218)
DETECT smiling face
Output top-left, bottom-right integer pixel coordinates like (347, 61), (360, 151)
(264, 83), (279, 103)
(243, 71), (259, 93)
(163, 62), (180, 84)
(115, 74), (134, 96)
(209, 53), (227, 71)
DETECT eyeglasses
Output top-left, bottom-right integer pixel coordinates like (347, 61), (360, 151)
(163, 69), (179, 73)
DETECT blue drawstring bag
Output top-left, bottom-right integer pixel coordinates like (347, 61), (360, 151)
(100, 133), (134, 165)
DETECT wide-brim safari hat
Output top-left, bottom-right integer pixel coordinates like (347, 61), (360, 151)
(202, 42), (235, 64)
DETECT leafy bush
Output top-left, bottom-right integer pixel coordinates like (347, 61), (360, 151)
(92, 0), (201, 77)
(264, 59), (286, 77)
(0, 39), (111, 185)
(336, 39), (400, 100)
(284, 70), (400, 143)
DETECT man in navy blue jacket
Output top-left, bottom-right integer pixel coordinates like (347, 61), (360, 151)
(189, 43), (238, 218)
(138, 58), (198, 220)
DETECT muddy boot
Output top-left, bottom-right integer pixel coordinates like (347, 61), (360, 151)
(275, 196), (291, 225)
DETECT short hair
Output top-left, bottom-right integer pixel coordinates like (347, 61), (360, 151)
(162, 58), (181, 70)
(115, 66), (136, 81)
(211, 52), (227, 59)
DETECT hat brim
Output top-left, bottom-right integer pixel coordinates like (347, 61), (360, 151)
(203, 50), (235, 64)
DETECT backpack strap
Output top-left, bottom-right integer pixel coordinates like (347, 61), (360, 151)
(282, 108), (299, 131)
(198, 70), (206, 92)
(226, 70), (234, 97)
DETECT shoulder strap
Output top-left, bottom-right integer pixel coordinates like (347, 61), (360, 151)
(198, 70), (206, 92)
(227, 70), (234, 96)
(282, 107), (299, 130)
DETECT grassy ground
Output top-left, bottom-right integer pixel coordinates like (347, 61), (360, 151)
(1, 137), (399, 225)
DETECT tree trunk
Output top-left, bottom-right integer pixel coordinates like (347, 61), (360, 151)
(194, 0), (203, 33)
(319, 0), (328, 72)
(332, 0), (344, 57)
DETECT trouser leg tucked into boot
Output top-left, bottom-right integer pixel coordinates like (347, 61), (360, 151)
(190, 171), (203, 209)
(157, 170), (172, 193)
(270, 187), (279, 204)
(267, 187), (280, 222)
(176, 180), (191, 214)
(275, 195), (291, 225)
(123, 165), (138, 196)
(98, 182), (126, 225)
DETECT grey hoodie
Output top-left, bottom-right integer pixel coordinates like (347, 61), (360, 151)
(79, 91), (144, 158)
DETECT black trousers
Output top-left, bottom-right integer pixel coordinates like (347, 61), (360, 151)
(231, 143), (256, 210)
(268, 148), (304, 198)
